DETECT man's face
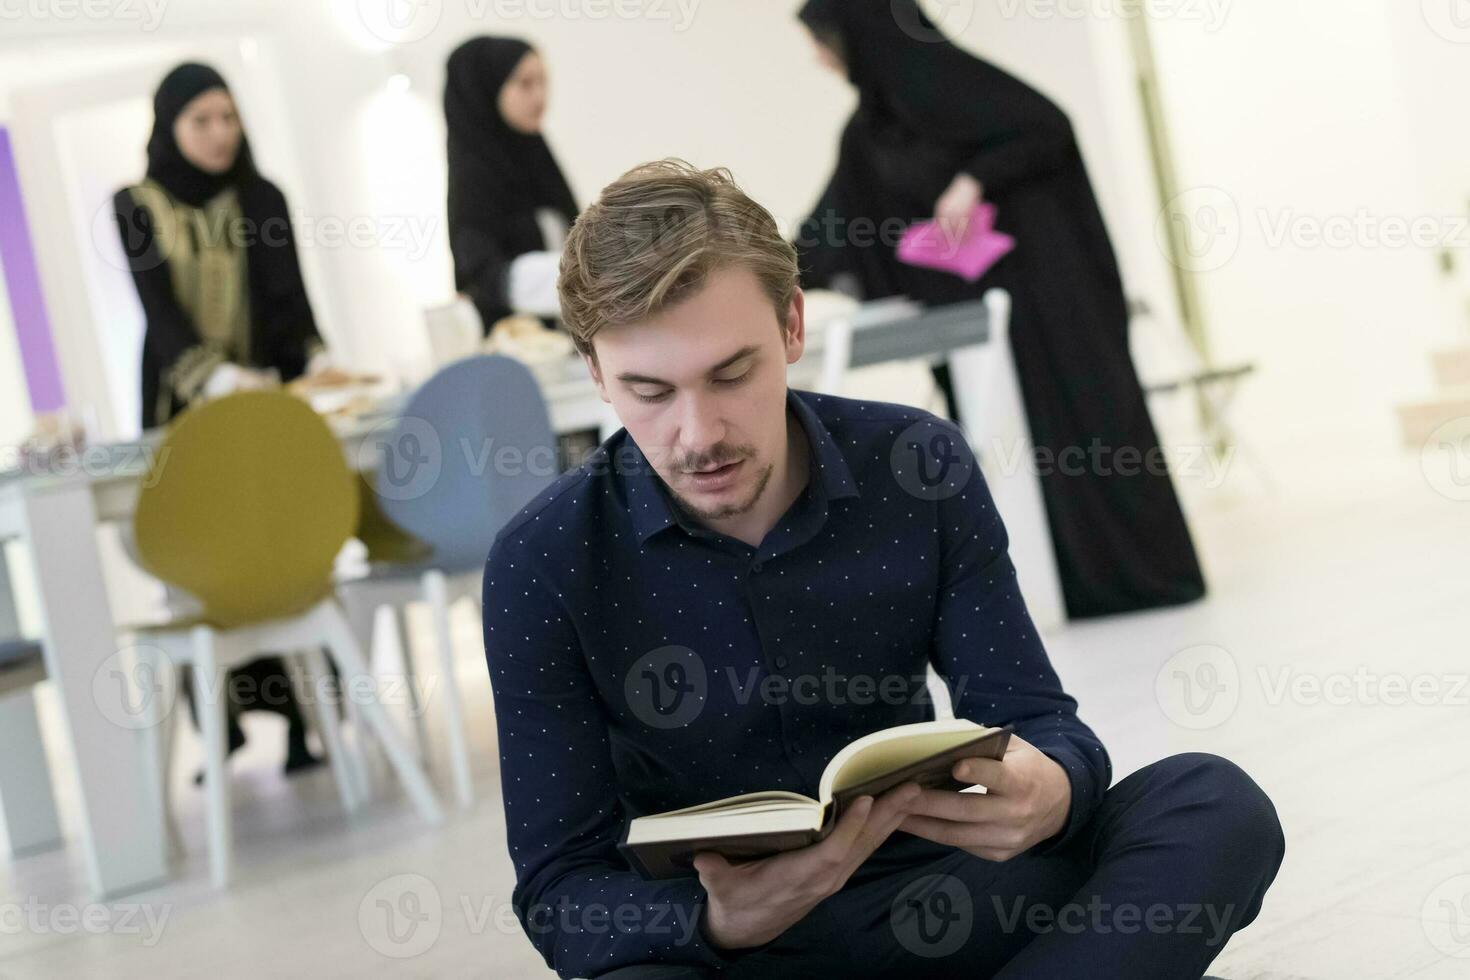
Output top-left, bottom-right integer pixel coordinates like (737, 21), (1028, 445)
(585, 265), (805, 523)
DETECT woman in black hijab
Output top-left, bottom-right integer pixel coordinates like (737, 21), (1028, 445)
(113, 62), (328, 430)
(112, 62), (325, 774)
(445, 36), (579, 331)
(794, 0), (1205, 619)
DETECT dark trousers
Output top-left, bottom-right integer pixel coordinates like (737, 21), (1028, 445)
(598, 753), (1283, 980)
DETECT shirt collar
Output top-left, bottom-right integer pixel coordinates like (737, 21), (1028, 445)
(623, 388), (859, 545)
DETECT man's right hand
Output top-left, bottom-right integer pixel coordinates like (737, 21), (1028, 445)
(693, 783), (921, 951)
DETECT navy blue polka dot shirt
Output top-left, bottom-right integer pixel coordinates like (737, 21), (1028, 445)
(483, 389), (1110, 977)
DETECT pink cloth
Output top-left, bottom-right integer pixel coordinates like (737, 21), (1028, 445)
(896, 203), (1015, 282)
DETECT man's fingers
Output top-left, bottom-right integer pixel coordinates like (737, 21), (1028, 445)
(814, 794), (875, 857)
(953, 756), (1008, 792)
(899, 813), (1014, 850)
(692, 851), (733, 881)
(907, 786), (1014, 824)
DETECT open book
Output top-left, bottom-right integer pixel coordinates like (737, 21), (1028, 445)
(618, 719), (1013, 880)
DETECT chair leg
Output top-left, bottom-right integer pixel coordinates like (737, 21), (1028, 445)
(300, 647), (359, 815)
(337, 591), (381, 796)
(423, 570), (473, 809)
(319, 602), (443, 826)
(190, 627), (232, 888)
(159, 691), (184, 862)
(137, 643), (184, 863)
(393, 605), (433, 767)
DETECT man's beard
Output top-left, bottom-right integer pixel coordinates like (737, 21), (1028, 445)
(668, 458), (774, 522)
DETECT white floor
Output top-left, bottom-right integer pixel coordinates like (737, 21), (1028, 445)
(2, 443), (1468, 979)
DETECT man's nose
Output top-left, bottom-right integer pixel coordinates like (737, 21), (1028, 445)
(677, 393), (725, 464)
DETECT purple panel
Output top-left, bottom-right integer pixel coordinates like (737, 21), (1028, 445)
(0, 126), (66, 413)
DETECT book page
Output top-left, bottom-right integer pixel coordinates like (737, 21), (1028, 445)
(818, 719), (993, 804)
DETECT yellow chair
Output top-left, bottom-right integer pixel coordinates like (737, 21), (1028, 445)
(129, 391), (442, 887)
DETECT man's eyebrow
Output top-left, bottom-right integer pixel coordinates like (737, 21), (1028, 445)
(614, 345), (760, 386)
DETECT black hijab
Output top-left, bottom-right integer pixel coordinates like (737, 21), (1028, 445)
(445, 36), (577, 235)
(120, 62), (320, 428)
(797, 0), (1072, 202)
(444, 36), (578, 328)
(145, 62), (259, 208)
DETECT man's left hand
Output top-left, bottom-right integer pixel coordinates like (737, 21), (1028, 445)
(898, 735), (1072, 862)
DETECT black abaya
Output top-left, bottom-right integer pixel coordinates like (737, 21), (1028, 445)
(112, 63), (321, 430)
(445, 36), (578, 331)
(795, 0), (1205, 618)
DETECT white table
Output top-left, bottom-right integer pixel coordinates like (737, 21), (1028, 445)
(0, 293), (1061, 898)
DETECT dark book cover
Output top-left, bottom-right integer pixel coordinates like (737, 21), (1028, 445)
(619, 725), (1013, 880)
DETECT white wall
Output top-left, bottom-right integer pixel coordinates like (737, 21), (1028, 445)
(1147, 1), (1464, 487)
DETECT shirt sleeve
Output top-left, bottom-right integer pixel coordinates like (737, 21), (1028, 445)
(923, 422), (1111, 854)
(483, 531), (742, 977)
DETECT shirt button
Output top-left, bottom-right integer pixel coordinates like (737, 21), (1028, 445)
(773, 655), (788, 670)
(752, 561), (764, 574)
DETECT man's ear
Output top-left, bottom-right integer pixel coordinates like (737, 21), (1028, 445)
(783, 289), (807, 365)
(582, 351), (611, 404)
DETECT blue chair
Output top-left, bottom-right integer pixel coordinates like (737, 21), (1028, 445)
(341, 355), (558, 808)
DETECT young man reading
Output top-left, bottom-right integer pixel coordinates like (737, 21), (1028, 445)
(483, 160), (1284, 979)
